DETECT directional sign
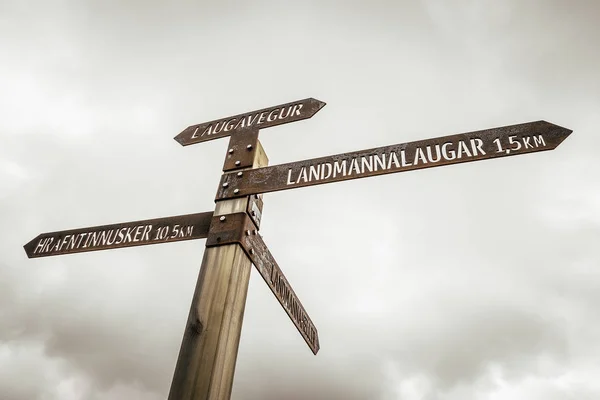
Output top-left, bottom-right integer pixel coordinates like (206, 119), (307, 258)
(24, 212), (213, 258)
(244, 231), (320, 354)
(216, 121), (572, 200)
(174, 98), (326, 146)
(205, 212), (319, 354)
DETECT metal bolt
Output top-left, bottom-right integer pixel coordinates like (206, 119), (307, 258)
(252, 230), (258, 235)
(235, 160), (241, 166)
(219, 216), (226, 222)
(246, 144), (253, 150)
(228, 149), (234, 154)
(237, 171), (243, 177)
(234, 189), (240, 194)
(245, 230), (251, 236)
(249, 248), (254, 255)
(222, 182), (229, 188)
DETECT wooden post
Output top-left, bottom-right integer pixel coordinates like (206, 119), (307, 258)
(168, 138), (268, 400)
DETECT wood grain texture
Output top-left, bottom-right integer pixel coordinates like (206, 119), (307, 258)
(168, 138), (268, 400)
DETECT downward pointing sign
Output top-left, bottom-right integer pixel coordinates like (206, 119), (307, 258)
(174, 98), (326, 146)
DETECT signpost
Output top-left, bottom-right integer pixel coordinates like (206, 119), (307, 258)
(23, 212), (213, 258)
(174, 98), (326, 146)
(23, 96), (573, 400)
(215, 121), (572, 199)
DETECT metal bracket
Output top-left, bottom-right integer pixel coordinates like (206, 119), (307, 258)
(206, 212), (256, 248)
(246, 194), (263, 228)
(205, 212), (263, 261)
(223, 129), (260, 172)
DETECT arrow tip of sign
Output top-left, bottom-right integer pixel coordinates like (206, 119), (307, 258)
(310, 98), (327, 110)
(537, 120), (573, 149)
(543, 119), (573, 134)
(23, 239), (37, 258)
(173, 129), (191, 146)
(552, 121), (573, 133)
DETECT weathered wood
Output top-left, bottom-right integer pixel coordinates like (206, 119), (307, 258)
(203, 211), (319, 354)
(174, 98), (326, 146)
(168, 139), (268, 400)
(242, 232), (320, 354)
(216, 121), (572, 200)
(24, 212), (214, 258)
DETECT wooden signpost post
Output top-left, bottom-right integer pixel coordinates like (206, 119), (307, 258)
(24, 97), (572, 400)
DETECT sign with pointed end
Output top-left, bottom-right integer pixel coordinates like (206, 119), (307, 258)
(205, 212), (319, 353)
(174, 98), (326, 146)
(24, 212), (213, 258)
(246, 232), (319, 354)
(216, 121), (572, 200)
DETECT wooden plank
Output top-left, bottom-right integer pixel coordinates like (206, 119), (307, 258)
(24, 212), (214, 258)
(215, 121), (572, 200)
(168, 139), (269, 400)
(244, 232), (319, 354)
(203, 212), (319, 354)
(174, 98), (326, 146)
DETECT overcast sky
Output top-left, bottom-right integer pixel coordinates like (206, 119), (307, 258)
(1, 1), (599, 399)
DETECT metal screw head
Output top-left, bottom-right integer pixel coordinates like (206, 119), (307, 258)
(249, 248), (254, 255)
(233, 189), (240, 194)
(237, 171), (243, 177)
(252, 230), (258, 235)
(245, 230), (251, 236)
(228, 149), (234, 154)
(222, 182), (229, 188)
(234, 160), (241, 166)
(219, 216), (226, 222)
(246, 144), (253, 150)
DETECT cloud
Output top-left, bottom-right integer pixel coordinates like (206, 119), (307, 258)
(1, 1), (598, 399)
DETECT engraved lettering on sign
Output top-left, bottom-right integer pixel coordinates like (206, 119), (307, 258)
(333, 160), (347, 177)
(32, 223), (196, 256)
(190, 103), (304, 139)
(216, 121), (570, 202)
(493, 134), (546, 155)
(268, 262), (317, 351)
(285, 134), (548, 186)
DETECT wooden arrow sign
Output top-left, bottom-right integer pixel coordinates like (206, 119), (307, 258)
(205, 212), (319, 354)
(24, 212), (213, 258)
(174, 98), (326, 146)
(245, 231), (319, 354)
(216, 121), (572, 200)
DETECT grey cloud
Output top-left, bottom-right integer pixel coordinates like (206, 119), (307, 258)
(1, 0), (598, 399)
